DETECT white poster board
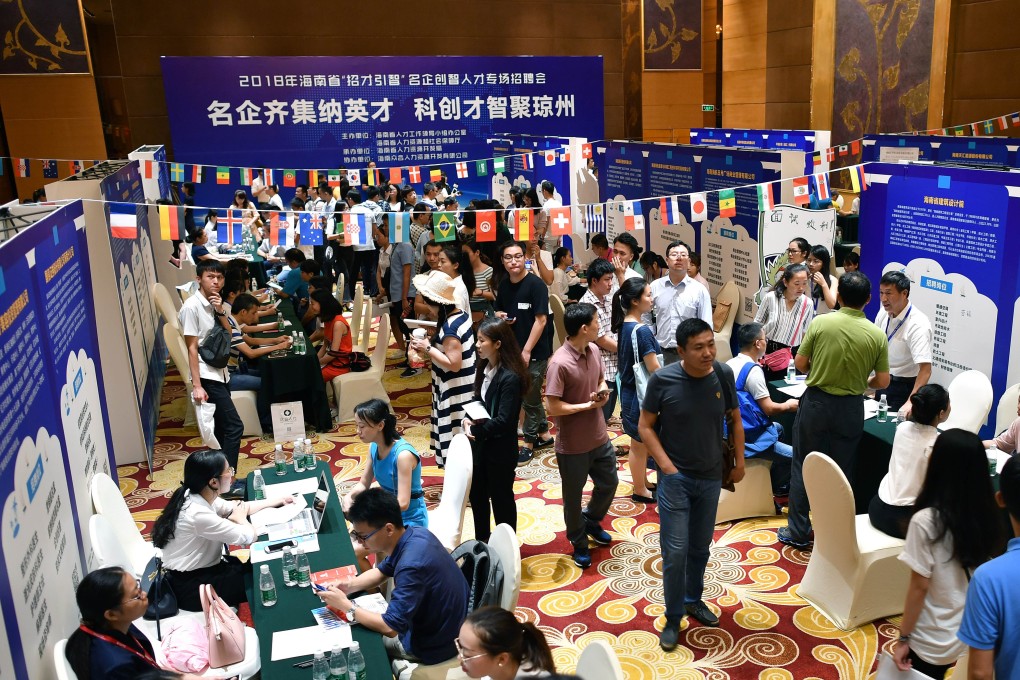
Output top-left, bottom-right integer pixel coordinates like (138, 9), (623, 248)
(272, 401), (306, 444)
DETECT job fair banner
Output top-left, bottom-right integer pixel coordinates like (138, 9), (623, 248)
(161, 56), (604, 206)
(862, 134), (1020, 168)
(0, 201), (115, 679)
(860, 163), (1020, 435)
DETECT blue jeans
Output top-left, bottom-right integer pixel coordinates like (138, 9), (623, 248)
(657, 468), (721, 621)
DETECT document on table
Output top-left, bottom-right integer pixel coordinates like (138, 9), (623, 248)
(271, 625), (353, 660)
(249, 534), (320, 564)
(863, 399), (880, 420)
(250, 494), (307, 527)
(264, 477), (320, 497)
(777, 383), (807, 398)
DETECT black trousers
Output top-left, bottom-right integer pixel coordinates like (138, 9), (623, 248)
(200, 377), (243, 469)
(469, 441), (519, 543)
(877, 376), (915, 412)
(868, 495), (913, 539)
(907, 648), (951, 680)
(167, 556), (249, 612)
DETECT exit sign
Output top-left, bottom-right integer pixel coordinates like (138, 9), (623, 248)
(702, 105), (715, 112)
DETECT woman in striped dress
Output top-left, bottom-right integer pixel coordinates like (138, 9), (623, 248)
(409, 270), (476, 468)
(754, 263), (814, 381)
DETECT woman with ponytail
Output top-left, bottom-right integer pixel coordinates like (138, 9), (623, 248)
(456, 606), (557, 679)
(869, 384), (951, 538)
(344, 398), (427, 570)
(152, 449), (293, 610)
(65, 566), (160, 679)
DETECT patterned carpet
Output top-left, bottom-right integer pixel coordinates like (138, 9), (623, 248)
(117, 331), (946, 679)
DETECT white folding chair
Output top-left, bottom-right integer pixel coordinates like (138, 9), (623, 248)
(798, 452), (910, 629)
(152, 282), (180, 331)
(576, 640), (625, 680)
(53, 639), (77, 680)
(549, 294), (567, 353)
(942, 370), (994, 435)
(716, 458), (776, 523)
(89, 514), (137, 574)
(712, 280), (741, 362)
(89, 473), (155, 577)
(427, 434), (474, 551)
(488, 524), (522, 611)
(331, 314), (392, 422)
(994, 382), (1020, 437)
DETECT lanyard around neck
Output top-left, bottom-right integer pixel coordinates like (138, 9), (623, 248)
(885, 305), (912, 342)
(78, 625), (158, 667)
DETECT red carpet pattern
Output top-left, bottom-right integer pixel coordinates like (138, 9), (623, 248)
(117, 335), (953, 679)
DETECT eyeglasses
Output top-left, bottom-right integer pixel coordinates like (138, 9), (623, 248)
(502, 254), (525, 261)
(786, 248), (803, 255)
(454, 638), (487, 662)
(220, 467), (235, 480)
(349, 526), (383, 545)
(122, 579), (145, 605)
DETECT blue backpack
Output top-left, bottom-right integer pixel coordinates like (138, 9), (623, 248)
(735, 361), (780, 453)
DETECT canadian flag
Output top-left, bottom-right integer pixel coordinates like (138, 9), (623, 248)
(544, 149), (556, 166)
(792, 177), (811, 205)
(456, 162), (468, 178)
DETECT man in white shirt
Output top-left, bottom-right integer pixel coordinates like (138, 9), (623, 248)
(178, 260), (244, 497)
(251, 172), (270, 208)
(347, 189), (380, 296)
(421, 183), (440, 210)
(646, 240), (713, 364)
(874, 271), (932, 413)
(266, 183), (285, 211)
(538, 180), (562, 253)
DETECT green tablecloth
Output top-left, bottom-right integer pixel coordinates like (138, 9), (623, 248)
(253, 300), (332, 432)
(245, 463), (391, 679)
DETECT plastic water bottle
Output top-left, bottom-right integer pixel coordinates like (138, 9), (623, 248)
(251, 277), (258, 292)
(252, 469), (265, 500)
(786, 359), (796, 382)
(281, 547), (296, 586)
(877, 394), (889, 422)
(259, 565), (277, 607)
(293, 439), (306, 473)
(305, 438), (316, 470)
(311, 650), (329, 680)
(274, 444), (287, 476)
(295, 548), (311, 587)
(347, 642), (366, 680)
(329, 644), (348, 679)
(298, 334), (306, 355)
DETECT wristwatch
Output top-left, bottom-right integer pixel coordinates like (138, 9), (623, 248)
(346, 603), (358, 622)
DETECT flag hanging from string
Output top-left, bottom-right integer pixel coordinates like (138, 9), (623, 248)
(549, 207), (572, 236)
(475, 210), (497, 242)
(108, 202), (138, 239)
(690, 192), (708, 222)
(584, 204), (604, 233)
(390, 211), (409, 243)
(718, 189), (736, 218)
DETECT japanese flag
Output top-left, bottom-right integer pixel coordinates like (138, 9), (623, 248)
(544, 149), (556, 166)
(690, 192), (708, 223)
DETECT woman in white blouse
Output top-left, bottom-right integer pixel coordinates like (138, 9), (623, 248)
(806, 245), (838, 314)
(152, 450), (293, 610)
(753, 263), (813, 380)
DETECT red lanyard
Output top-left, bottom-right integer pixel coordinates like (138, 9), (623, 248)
(78, 625), (159, 667)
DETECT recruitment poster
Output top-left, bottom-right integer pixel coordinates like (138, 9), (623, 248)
(646, 146), (698, 257)
(603, 145), (648, 248)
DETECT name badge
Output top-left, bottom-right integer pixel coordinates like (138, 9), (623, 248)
(517, 303), (531, 310)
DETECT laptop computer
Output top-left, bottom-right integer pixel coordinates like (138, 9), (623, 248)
(266, 471), (331, 541)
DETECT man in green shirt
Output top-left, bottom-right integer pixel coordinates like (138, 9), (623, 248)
(778, 271), (890, 550)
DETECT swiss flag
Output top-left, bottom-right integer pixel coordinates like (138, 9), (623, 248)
(581, 143), (593, 159)
(475, 210), (497, 242)
(549, 207), (572, 235)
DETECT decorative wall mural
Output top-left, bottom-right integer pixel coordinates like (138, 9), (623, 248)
(833, 0), (934, 150)
(0, 0), (90, 74)
(643, 0), (702, 71)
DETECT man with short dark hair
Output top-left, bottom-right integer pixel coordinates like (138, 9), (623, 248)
(266, 183), (284, 211)
(347, 189), (380, 296)
(640, 318), (744, 649)
(647, 241), (713, 365)
(580, 258), (619, 423)
(537, 180), (561, 253)
(590, 233), (610, 261)
(778, 271), (890, 550)
(295, 184), (313, 210)
(276, 248), (307, 303)
(421, 182), (439, 209)
(316, 488), (468, 667)
(544, 302), (618, 568)
(958, 455), (1020, 679)
(874, 270), (931, 413)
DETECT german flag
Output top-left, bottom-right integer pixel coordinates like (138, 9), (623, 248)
(158, 204), (185, 240)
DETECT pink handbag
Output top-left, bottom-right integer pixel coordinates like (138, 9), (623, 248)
(200, 583), (246, 669)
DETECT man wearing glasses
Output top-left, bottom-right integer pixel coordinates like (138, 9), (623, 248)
(646, 240), (713, 365)
(316, 488), (468, 668)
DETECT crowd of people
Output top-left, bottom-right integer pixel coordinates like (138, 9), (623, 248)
(68, 172), (1020, 679)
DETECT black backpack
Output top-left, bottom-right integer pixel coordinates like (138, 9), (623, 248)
(450, 539), (504, 612)
(199, 322), (232, 369)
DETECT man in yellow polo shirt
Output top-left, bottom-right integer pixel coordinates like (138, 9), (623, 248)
(778, 271), (890, 550)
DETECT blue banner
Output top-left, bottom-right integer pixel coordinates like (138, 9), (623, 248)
(862, 134), (1019, 168)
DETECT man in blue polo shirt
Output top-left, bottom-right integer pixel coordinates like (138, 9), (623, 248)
(316, 488), (468, 667)
(957, 455), (1020, 679)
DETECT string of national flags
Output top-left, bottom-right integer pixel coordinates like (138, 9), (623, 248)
(98, 161), (873, 246)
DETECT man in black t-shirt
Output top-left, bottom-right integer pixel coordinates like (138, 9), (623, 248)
(639, 318), (745, 652)
(495, 240), (555, 464)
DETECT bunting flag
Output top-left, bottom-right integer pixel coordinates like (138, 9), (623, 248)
(216, 167), (230, 185)
(544, 149), (556, 166)
(475, 210), (497, 242)
(191, 164), (204, 183)
(562, 146), (571, 162)
(690, 192), (708, 222)
(0, 159), (4, 176)
(429, 167), (442, 183)
(365, 168), (379, 186)
(388, 167), (403, 184)
(299, 212), (322, 245)
(584, 203), (605, 232)
(813, 172), (830, 201)
(16, 158), (29, 178)
(792, 177), (811, 205)
(327, 171), (341, 187)
(825, 148), (836, 163)
(346, 168), (361, 185)
(549, 206), (572, 236)
(158, 204), (184, 241)
(224, 209), (245, 244)
(283, 169), (296, 187)
(659, 195), (680, 225)
(433, 211), (457, 242)
(455, 162), (468, 179)
(756, 183), (776, 211)
(389, 210), (409, 243)
(997, 115), (1009, 130)
(849, 165), (868, 193)
(475, 159), (488, 177)
(108, 203), (138, 239)
(983, 120), (996, 135)
(521, 153), (532, 170)
(838, 145), (849, 157)
(623, 201), (638, 231)
(850, 140), (861, 155)
(342, 212), (369, 246)
(581, 143), (593, 159)
(514, 208), (532, 241)
(971, 122), (982, 136)
(1012, 112), (1020, 126)
(239, 168), (252, 185)
(42, 160), (58, 179)
(408, 166), (421, 183)
(811, 151), (822, 167)
(263, 169), (275, 185)
(69, 160), (84, 175)
(308, 170), (319, 187)
(269, 212), (285, 246)
(493, 157), (506, 174)
(143, 160), (154, 179)
(718, 189), (736, 218)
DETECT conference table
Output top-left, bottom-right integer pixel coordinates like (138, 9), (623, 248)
(245, 462), (391, 679)
(252, 299), (333, 432)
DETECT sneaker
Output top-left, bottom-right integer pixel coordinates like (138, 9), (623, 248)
(583, 515), (612, 546)
(572, 545), (592, 569)
(684, 601), (719, 627)
(400, 366), (420, 378)
(777, 526), (813, 550)
(659, 619), (680, 651)
(517, 447), (534, 465)
(534, 436), (555, 450)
